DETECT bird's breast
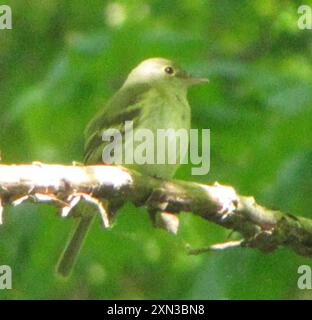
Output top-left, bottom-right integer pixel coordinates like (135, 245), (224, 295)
(139, 88), (190, 131)
(123, 88), (191, 179)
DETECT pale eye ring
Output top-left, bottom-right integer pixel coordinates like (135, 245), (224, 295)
(164, 66), (174, 75)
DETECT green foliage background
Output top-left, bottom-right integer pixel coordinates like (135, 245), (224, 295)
(1, 0), (312, 299)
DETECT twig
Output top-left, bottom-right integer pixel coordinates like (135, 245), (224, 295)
(187, 240), (243, 255)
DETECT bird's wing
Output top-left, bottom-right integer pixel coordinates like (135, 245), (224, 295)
(84, 101), (143, 164)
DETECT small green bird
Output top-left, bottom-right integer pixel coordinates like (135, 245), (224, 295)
(57, 57), (208, 276)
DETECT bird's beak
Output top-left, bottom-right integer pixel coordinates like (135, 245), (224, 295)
(183, 74), (209, 86)
(188, 76), (209, 85)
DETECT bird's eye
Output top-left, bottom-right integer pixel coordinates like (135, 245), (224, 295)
(164, 66), (174, 75)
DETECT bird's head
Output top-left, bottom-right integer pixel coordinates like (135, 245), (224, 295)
(124, 57), (208, 90)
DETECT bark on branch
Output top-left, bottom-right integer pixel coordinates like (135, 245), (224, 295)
(0, 163), (312, 258)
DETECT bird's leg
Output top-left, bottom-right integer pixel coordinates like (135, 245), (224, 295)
(157, 212), (180, 235)
(148, 209), (180, 235)
(146, 185), (180, 235)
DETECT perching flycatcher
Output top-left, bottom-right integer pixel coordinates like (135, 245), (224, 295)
(57, 57), (208, 276)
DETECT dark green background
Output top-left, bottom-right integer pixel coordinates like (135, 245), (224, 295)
(1, 0), (312, 299)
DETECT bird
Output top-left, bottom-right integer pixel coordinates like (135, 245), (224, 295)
(56, 57), (208, 277)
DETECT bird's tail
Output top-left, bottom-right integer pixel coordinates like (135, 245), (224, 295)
(57, 214), (95, 277)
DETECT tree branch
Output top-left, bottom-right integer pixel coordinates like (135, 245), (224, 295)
(0, 163), (312, 258)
